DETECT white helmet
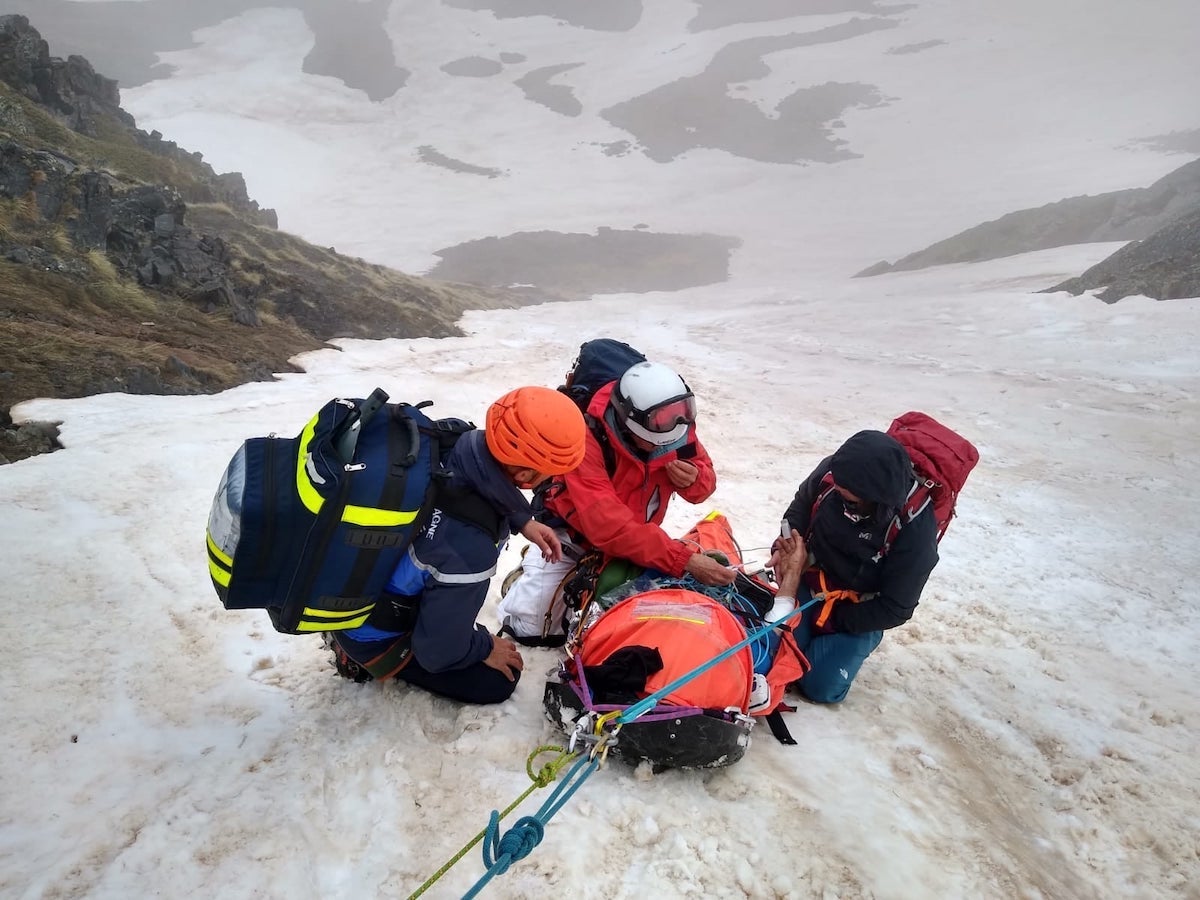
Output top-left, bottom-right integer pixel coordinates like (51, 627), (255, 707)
(610, 361), (697, 446)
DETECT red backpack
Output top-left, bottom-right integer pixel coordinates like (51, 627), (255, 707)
(887, 411), (978, 545)
(811, 411), (979, 553)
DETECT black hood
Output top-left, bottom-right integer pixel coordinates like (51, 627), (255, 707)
(828, 430), (913, 508)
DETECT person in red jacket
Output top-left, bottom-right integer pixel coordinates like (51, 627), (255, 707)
(497, 361), (735, 644)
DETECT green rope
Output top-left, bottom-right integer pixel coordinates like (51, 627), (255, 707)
(405, 745), (577, 900)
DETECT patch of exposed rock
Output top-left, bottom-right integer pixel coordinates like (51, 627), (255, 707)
(1046, 205), (1200, 302)
(0, 16), (532, 464)
(858, 158), (1200, 276)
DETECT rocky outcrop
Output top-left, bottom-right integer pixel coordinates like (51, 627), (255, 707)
(0, 16), (531, 464)
(857, 157), (1200, 276)
(0, 139), (257, 326)
(0, 408), (60, 464)
(0, 14), (128, 136)
(1046, 205), (1200, 302)
(0, 15), (275, 226)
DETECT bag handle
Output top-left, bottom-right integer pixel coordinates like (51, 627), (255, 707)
(332, 387), (390, 464)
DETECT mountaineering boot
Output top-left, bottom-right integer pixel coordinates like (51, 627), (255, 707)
(323, 632), (372, 683)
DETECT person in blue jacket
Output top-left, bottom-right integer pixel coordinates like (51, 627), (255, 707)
(768, 430), (939, 704)
(328, 386), (588, 704)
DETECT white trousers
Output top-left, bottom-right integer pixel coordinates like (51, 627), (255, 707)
(496, 528), (580, 639)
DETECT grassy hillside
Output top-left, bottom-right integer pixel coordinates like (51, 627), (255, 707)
(0, 21), (530, 462)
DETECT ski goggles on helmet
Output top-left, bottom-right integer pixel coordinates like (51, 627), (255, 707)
(627, 392), (697, 435)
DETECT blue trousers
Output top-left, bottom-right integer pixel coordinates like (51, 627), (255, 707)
(337, 632), (519, 705)
(789, 598), (883, 704)
(396, 657), (520, 705)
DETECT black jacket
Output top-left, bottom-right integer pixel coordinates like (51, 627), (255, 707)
(783, 430), (939, 634)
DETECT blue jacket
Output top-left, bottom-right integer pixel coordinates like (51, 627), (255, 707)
(341, 430), (532, 672)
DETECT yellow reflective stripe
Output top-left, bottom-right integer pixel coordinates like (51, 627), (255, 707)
(634, 613), (708, 626)
(300, 603), (376, 620)
(295, 414), (324, 516)
(208, 558), (231, 587)
(206, 533), (233, 568)
(296, 612), (372, 632)
(703, 510), (723, 521)
(293, 412), (421, 526)
(341, 505), (419, 527)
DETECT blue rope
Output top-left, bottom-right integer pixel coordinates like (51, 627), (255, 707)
(609, 573), (775, 670)
(615, 595), (821, 724)
(463, 754), (601, 899)
(725, 592), (774, 670)
(459, 580), (816, 897)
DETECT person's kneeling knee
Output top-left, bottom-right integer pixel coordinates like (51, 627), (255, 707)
(797, 671), (853, 705)
(474, 667), (522, 705)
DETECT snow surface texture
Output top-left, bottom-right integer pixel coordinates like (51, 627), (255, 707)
(4, 1), (1199, 898)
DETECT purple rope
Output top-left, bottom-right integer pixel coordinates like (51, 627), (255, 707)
(566, 660), (726, 723)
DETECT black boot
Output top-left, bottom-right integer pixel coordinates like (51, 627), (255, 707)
(324, 633), (372, 683)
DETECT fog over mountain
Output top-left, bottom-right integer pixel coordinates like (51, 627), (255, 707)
(23, 0), (1197, 288)
(2, 3), (1199, 898)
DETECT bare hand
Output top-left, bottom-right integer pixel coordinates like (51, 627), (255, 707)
(767, 529), (808, 590)
(520, 520), (563, 563)
(685, 552), (738, 586)
(665, 459), (699, 490)
(483, 635), (524, 682)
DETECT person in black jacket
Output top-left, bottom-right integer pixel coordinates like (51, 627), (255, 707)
(768, 430), (939, 703)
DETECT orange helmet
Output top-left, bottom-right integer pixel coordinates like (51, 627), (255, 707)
(485, 386), (587, 475)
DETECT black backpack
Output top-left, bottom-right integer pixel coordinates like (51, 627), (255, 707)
(560, 339), (646, 413)
(205, 389), (499, 635)
(559, 338), (646, 475)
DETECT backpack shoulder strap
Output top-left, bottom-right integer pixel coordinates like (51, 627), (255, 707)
(585, 413), (618, 477)
(807, 472), (837, 538)
(809, 471), (932, 559)
(880, 478), (933, 557)
(435, 482), (504, 542)
(417, 414), (504, 542)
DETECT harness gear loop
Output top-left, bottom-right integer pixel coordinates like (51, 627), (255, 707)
(813, 570), (861, 629)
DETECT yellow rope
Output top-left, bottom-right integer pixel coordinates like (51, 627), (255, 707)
(405, 745), (577, 900)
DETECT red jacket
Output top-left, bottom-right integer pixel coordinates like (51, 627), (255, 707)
(543, 383), (717, 576)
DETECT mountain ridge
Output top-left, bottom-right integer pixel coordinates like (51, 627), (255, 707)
(0, 15), (531, 463)
(855, 154), (1200, 302)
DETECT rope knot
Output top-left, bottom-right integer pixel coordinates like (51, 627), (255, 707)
(482, 812), (545, 874)
(498, 816), (544, 861)
(526, 745), (573, 786)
